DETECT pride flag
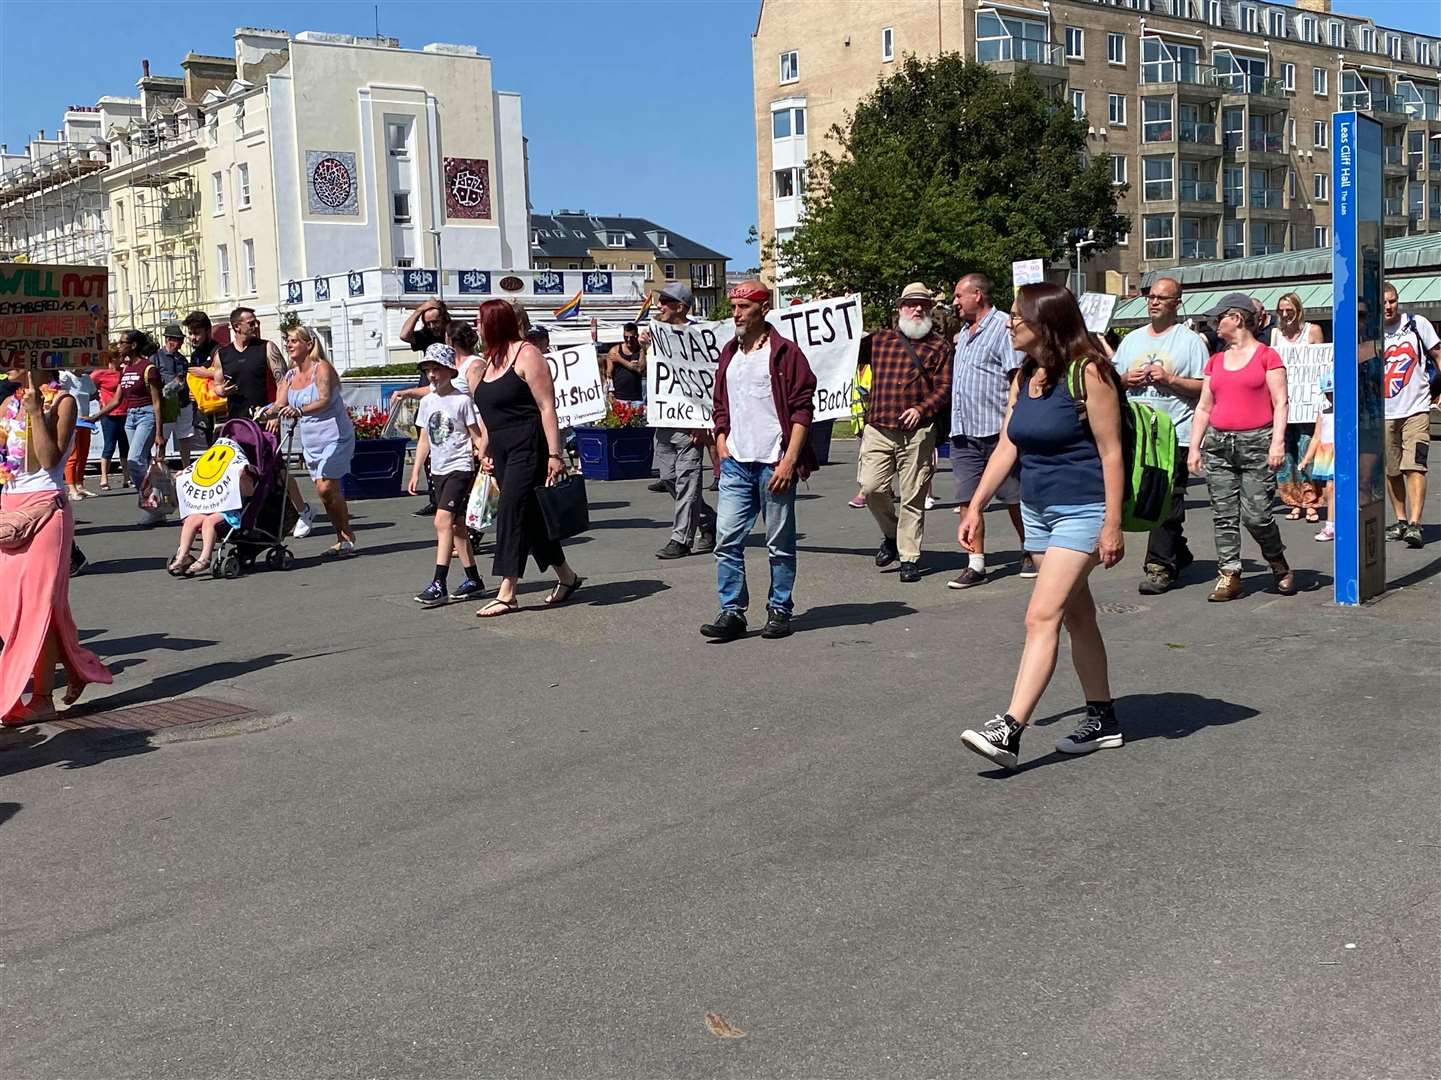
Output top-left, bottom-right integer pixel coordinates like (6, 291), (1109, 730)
(634, 292), (653, 322)
(552, 290), (583, 320)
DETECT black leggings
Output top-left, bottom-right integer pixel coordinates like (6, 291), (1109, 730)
(489, 424), (563, 579)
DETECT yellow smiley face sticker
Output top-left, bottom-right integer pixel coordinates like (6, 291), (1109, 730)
(191, 442), (238, 488)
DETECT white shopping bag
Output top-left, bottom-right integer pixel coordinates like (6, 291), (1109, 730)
(465, 472), (499, 533)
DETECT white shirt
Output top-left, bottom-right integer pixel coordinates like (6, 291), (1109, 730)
(5, 429), (73, 494)
(725, 339), (783, 464)
(452, 355), (481, 396)
(1382, 312), (1440, 420)
(417, 389), (480, 475)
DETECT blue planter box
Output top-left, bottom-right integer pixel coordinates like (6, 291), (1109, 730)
(342, 436), (408, 499)
(575, 426), (655, 481)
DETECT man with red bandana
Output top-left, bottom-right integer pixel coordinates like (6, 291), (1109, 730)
(700, 282), (816, 642)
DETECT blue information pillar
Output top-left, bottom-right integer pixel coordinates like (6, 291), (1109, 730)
(1332, 112), (1386, 605)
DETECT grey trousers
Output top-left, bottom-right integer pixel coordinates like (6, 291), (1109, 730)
(654, 428), (716, 546)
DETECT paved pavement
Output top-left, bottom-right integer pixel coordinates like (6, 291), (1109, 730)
(3, 441), (1438, 1079)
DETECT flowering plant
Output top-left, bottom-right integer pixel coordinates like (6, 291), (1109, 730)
(595, 398), (648, 429)
(349, 404), (389, 439)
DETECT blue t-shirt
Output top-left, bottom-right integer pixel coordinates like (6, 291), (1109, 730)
(1007, 374), (1104, 507)
(1111, 323), (1207, 446)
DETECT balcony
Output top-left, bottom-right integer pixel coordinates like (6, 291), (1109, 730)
(1248, 188), (1289, 221)
(1341, 90), (1410, 125)
(1179, 238), (1218, 260)
(1142, 120), (1222, 158)
(1228, 129), (1290, 167)
(1384, 196), (1410, 227)
(1251, 243), (1284, 255)
(1179, 179), (1220, 209)
(980, 40), (1068, 85)
(1218, 73), (1291, 113)
(1382, 145), (1408, 177)
(1140, 62), (1224, 102)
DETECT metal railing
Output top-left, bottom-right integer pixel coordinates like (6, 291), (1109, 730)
(1217, 72), (1288, 97)
(1180, 179), (1218, 202)
(1341, 89), (1408, 114)
(1223, 131), (1243, 151)
(1180, 238), (1217, 259)
(1430, 155), (1441, 173)
(1224, 188), (1244, 207)
(1384, 197), (1403, 216)
(1144, 240), (1175, 261)
(1223, 244), (1244, 260)
(1405, 102), (1441, 121)
(1383, 145), (1404, 166)
(1180, 120), (1217, 144)
(1143, 181), (1175, 201)
(981, 39), (1065, 65)
(1140, 61), (1218, 87)
(1249, 189), (1283, 209)
(1251, 243), (1283, 255)
(1248, 131), (1285, 154)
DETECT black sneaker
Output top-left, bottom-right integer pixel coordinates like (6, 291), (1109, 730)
(898, 561), (921, 583)
(414, 581), (448, 608)
(413, 503), (437, 517)
(656, 540), (691, 560)
(760, 608), (793, 638)
(1403, 522), (1424, 549)
(647, 480), (668, 492)
(1018, 554), (1038, 579)
(69, 550), (89, 578)
(691, 532), (715, 555)
(1137, 566), (1173, 595)
(452, 577), (486, 600)
(947, 567), (987, 590)
(960, 714), (1023, 769)
(1385, 521), (1407, 542)
(700, 611), (747, 642)
(1055, 706), (1124, 755)
(875, 538), (899, 567)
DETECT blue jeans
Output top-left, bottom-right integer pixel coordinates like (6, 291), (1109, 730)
(714, 457), (797, 616)
(124, 405), (157, 490)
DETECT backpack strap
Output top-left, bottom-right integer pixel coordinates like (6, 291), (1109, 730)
(1066, 356), (1093, 421)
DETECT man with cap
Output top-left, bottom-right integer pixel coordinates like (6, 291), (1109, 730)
(650, 280), (718, 560)
(701, 281), (816, 642)
(858, 283), (954, 582)
(155, 323), (195, 469)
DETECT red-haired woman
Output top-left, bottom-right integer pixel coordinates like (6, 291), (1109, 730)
(1, 370), (113, 725)
(469, 299), (584, 616)
(958, 283), (1127, 770)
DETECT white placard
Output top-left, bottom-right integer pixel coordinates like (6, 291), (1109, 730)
(1078, 292), (1118, 334)
(176, 439), (249, 517)
(1277, 343), (1333, 424)
(545, 342), (606, 427)
(1011, 259), (1045, 287)
(644, 294), (864, 430)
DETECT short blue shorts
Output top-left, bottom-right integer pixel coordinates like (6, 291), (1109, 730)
(1020, 501), (1105, 555)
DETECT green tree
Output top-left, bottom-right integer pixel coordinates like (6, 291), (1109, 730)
(775, 54), (1129, 327)
(709, 293), (732, 321)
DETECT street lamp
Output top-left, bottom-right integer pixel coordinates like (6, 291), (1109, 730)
(1074, 230), (1097, 297)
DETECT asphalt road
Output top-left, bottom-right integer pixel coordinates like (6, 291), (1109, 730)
(3, 442), (1438, 1080)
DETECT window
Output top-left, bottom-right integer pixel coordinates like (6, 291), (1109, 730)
(216, 244), (230, 296)
(1224, 165), (1244, 208)
(1108, 33), (1125, 65)
(237, 163), (251, 208)
(1287, 118), (1297, 148)
(1360, 27), (1374, 53)
(692, 263), (715, 288)
(632, 263), (646, 272)
(1240, 6), (1257, 34)
(1314, 172), (1329, 201)
(976, 10), (1050, 63)
(772, 106), (805, 139)
(1314, 225), (1330, 248)
(1300, 15), (1317, 43)
(242, 239), (256, 294)
(1282, 63), (1295, 92)
(115, 200), (125, 231)
(655, 232), (669, 248)
(779, 50), (799, 83)
(1328, 21), (1343, 48)
(1223, 219), (1244, 259)
(1143, 214), (1174, 260)
(387, 121), (409, 157)
(663, 263), (676, 280)
(1313, 120), (1328, 149)
(118, 263), (129, 298)
(606, 230), (625, 247)
(1108, 94), (1126, 126)
(1288, 168), (1297, 200)
(1071, 89), (1086, 120)
(1143, 97), (1173, 142)
(1207, 0), (1221, 27)
(882, 26), (894, 62)
(206, 112), (219, 146)
(1313, 67), (1328, 97)
(794, 108), (805, 135)
(1267, 8), (1285, 38)
(1111, 154), (1127, 185)
(1143, 156), (1174, 200)
(1417, 41), (1433, 67)
(774, 169), (796, 198)
(234, 103), (245, 135)
(1385, 34), (1400, 60)
(396, 257), (413, 268)
(392, 192), (411, 224)
(211, 171), (224, 214)
(1065, 27), (1084, 60)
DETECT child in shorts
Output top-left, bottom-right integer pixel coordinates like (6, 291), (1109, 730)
(408, 343), (488, 607)
(1300, 371), (1336, 542)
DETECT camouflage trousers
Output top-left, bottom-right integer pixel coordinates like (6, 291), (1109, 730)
(1201, 425), (1286, 573)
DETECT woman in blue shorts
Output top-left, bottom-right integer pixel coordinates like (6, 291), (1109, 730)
(957, 283), (1127, 770)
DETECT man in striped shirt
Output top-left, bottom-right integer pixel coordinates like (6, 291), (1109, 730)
(948, 273), (1029, 588)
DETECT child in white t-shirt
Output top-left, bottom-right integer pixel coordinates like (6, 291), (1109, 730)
(408, 344), (488, 607)
(1300, 371), (1336, 542)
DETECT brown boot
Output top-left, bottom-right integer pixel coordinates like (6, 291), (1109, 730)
(1269, 559), (1297, 595)
(1207, 570), (1242, 602)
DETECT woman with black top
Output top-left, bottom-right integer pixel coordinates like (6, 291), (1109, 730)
(957, 283), (1128, 770)
(470, 299), (583, 617)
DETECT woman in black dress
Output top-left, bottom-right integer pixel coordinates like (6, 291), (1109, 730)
(471, 300), (584, 617)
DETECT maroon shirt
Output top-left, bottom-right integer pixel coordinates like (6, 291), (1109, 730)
(114, 357), (161, 413)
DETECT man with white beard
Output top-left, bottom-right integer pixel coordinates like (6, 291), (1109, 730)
(856, 282), (954, 583)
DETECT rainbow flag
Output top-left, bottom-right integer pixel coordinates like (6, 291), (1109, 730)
(634, 292), (653, 322)
(552, 290), (583, 320)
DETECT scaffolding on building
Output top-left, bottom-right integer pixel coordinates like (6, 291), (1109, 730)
(0, 142), (110, 267)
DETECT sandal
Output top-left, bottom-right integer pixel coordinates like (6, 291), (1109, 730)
(326, 540), (357, 559)
(1285, 508), (1304, 520)
(62, 681), (90, 708)
(545, 575), (586, 606)
(168, 553), (195, 576)
(476, 598), (520, 618)
(185, 558), (211, 577)
(1305, 509), (1320, 524)
(3, 695), (58, 727)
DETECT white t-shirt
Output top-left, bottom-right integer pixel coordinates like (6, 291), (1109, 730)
(1382, 313), (1439, 420)
(1111, 322), (1208, 446)
(452, 355), (481, 396)
(725, 339), (783, 464)
(417, 389), (480, 475)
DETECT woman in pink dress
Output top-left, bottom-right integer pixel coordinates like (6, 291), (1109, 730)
(1, 370), (113, 726)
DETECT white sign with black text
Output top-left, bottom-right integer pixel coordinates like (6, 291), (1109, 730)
(545, 342), (607, 427)
(1277, 343), (1334, 424)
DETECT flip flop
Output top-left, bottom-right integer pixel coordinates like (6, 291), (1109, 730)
(1305, 509), (1320, 523)
(476, 598), (520, 618)
(1285, 508), (1304, 520)
(545, 575), (586, 606)
(62, 681), (90, 708)
(168, 553), (195, 576)
(185, 558), (211, 577)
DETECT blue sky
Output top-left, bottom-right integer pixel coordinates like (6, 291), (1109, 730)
(2, 0), (1439, 268)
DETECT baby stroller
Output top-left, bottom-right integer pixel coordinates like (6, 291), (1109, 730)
(209, 417), (300, 579)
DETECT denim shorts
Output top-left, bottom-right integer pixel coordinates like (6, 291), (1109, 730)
(1020, 501), (1106, 555)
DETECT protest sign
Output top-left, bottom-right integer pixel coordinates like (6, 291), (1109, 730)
(176, 439), (248, 517)
(546, 342), (606, 427)
(645, 295), (864, 429)
(1078, 292), (1118, 335)
(1011, 259), (1045, 287)
(1277, 343), (1334, 424)
(0, 262), (108, 368)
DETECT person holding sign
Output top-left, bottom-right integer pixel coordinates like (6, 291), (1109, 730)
(1270, 292), (1326, 525)
(700, 282), (816, 643)
(1, 369), (113, 726)
(858, 283), (954, 583)
(605, 322), (647, 405)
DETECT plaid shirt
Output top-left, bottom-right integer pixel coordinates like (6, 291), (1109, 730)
(951, 306), (1024, 438)
(863, 329), (954, 428)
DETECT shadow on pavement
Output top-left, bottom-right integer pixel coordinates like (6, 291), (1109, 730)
(1389, 553), (1441, 590)
(84, 632), (218, 656)
(84, 556), (173, 576)
(73, 652), (295, 713)
(799, 601), (915, 632)
(0, 801), (20, 827)
(0, 728), (157, 779)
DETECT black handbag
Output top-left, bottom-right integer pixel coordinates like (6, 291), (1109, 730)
(534, 474), (590, 541)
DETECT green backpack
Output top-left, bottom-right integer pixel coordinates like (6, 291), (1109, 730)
(1065, 357), (1178, 533)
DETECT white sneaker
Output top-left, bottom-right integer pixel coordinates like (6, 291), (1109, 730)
(292, 504), (314, 539)
(924, 495), (938, 510)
